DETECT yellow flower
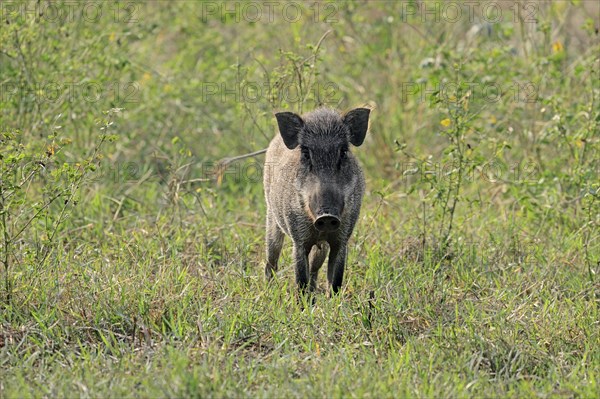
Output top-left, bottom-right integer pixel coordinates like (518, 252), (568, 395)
(440, 118), (452, 127)
(552, 41), (564, 53)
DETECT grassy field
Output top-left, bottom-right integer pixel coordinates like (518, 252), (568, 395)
(1, 1), (599, 397)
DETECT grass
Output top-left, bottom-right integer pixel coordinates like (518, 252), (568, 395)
(1, 1), (599, 397)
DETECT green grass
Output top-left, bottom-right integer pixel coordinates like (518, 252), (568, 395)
(1, 1), (599, 397)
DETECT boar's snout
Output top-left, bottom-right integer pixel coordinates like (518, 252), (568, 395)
(314, 214), (341, 232)
(309, 185), (344, 232)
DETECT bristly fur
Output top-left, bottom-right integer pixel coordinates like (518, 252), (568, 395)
(264, 107), (370, 295)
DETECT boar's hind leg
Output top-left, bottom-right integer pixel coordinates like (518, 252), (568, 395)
(309, 243), (329, 292)
(327, 243), (347, 294)
(265, 211), (284, 280)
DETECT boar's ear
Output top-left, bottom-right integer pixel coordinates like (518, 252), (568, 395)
(275, 112), (304, 149)
(343, 108), (370, 147)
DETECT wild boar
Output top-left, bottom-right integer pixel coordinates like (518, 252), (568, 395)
(263, 107), (370, 294)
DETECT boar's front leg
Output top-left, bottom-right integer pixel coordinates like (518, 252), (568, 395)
(327, 242), (347, 294)
(265, 210), (284, 280)
(292, 242), (310, 293)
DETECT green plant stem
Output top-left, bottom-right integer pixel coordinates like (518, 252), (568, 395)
(0, 184), (11, 303)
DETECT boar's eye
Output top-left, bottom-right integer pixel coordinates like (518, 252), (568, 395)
(337, 148), (348, 170)
(300, 146), (311, 165)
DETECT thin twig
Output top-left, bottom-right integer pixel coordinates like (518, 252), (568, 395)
(217, 149), (267, 168)
(214, 149), (267, 186)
